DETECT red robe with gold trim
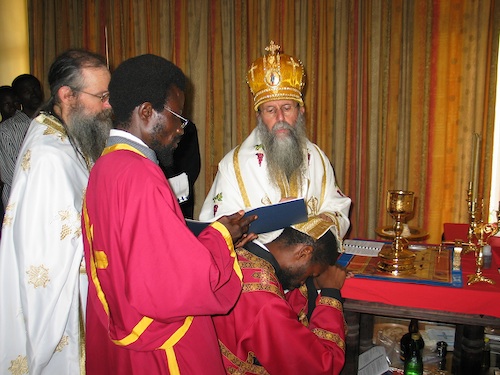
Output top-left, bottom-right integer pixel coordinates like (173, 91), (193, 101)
(83, 139), (242, 375)
(213, 243), (346, 375)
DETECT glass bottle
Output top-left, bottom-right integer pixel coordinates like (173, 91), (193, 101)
(404, 333), (424, 375)
(483, 244), (492, 269)
(400, 319), (424, 361)
(436, 341), (448, 370)
(481, 336), (491, 374)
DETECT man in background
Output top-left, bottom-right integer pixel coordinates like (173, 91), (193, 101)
(214, 218), (347, 374)
(200, 41), (351, 246)
(0, 74), (44, 208)
(0, 49), (112, 375)
(0, 85), (18, 225)
(0, 85), (18, 123)
(83, 54), (254, 374)
(162, 119), (201, 219)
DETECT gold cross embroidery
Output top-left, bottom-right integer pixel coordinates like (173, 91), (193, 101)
(249, 63), (258, 81)
(265, 41), (280, 54)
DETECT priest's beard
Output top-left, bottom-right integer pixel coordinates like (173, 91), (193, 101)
(277, 263), (309, 291)
(150, 121), (182, 168)
(257, 112), (307, 187)
(67, 104), (113, 162)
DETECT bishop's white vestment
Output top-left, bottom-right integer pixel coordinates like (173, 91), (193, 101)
(0, 113), (89, 375)
(199, 127), (351, 243)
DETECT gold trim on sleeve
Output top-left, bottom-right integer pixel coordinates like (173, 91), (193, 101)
(112, 316), (154, 346)
(158, 316), (194, 375)
(311, 328), (345, 351)
(209, 221), (243, 282)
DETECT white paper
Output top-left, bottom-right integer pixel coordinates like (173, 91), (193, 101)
(422, 326), (456, 350)
(344, 239), (385, 256)
(167, 172), (189, 203)
(358, 346), (390, 375)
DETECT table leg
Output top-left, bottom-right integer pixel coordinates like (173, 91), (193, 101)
(341, 310), (360, 375)
(454, 324), (484, 375)
(359, 313), (374, 353)
(452, 324), (463, 374)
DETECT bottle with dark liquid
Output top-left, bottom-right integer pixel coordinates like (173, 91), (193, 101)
(481, 336), (491, 375)
(404, 333), (424, 375)
(436, 341), (448, 370)
(400, 319), (424, 362)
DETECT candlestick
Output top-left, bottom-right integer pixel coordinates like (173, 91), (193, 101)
(471, 133), (481, 203)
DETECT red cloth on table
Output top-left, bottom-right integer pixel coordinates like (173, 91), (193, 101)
(83, 148), (242, 375)
(342, 242), (500, 318)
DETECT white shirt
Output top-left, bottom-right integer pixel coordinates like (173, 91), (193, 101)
(0, 110), (31, 208)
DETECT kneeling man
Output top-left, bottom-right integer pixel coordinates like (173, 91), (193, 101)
(213, 218), (347, 375)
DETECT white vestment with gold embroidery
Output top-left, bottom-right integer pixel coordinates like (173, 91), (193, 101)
(0, 114), (89, 375)
(199, 127), (351, 243)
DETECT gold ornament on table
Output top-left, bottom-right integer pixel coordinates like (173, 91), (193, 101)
(461, 132), (499, 285)
(464, 132), (481, 254)
(378, 190), (416, 275)
(466, 207), (499, 285)
(462, 183), (481, 254)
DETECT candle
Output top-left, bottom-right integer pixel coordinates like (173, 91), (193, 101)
(471, 133), (481, 202)
(105, 26), (109, 69)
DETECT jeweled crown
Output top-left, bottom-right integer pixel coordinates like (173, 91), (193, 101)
(247, 41), (305, 111)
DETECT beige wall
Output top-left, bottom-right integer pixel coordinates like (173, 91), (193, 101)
(0, 0), (29, 86)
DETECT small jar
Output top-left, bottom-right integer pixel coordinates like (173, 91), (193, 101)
(436, 341), (448, 371)
(436, 341), (447, 357)
(483, 245), (492, 269)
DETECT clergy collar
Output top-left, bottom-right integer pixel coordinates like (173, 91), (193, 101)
(243, 241), (282, 276)
(110, 129), (148, 147)
(107, 130), (158, 164)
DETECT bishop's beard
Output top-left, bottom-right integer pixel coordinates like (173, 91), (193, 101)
(67, 104), (113, 162)
(257, 112), (308, 187)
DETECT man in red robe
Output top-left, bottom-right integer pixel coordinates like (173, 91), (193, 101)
(213, 220), (347, 375)
(83, 54), (255, 374)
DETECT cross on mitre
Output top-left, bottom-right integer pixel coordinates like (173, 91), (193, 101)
(288, 57), (300, 83)
(288, 57), (299, 70)
(265, 41), (280, 66)
(265, 41), (281, 55)
(249, 63), (258, 81)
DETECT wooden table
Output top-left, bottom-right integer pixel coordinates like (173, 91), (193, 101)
(339, 239), (500, 374)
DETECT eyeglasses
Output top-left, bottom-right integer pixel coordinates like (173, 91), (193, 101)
(76, 90), (110, 103)
(259, 103), (299, 117)
(164, 106), (189, 129)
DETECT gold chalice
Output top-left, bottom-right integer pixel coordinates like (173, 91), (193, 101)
(378, 190), (416, 275)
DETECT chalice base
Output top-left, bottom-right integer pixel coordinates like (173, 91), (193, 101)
(377, 245), (416, 276)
